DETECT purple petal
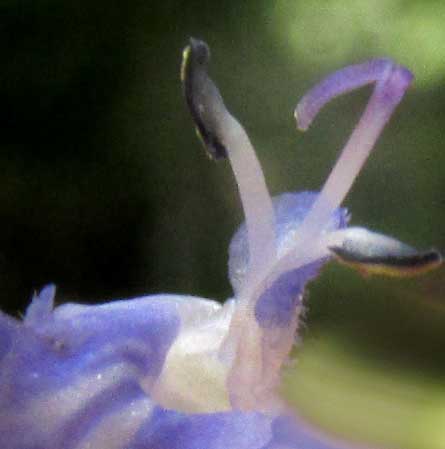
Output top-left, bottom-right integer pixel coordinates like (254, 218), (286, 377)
(55, 379), (152, 449)
(130, 408), (365, 449)
(266, 415), (371, 449)
(229, 192), (345, 296)
(24, 283), (56, 328)
(229, 192), (347, 329)
(0, 293), (194, 449)
(0, 314), (15, 370)
(254, 261), (324, 328)
(131, 406), (272, 449)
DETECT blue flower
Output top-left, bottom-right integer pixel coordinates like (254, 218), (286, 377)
(1, 39), (434, 449)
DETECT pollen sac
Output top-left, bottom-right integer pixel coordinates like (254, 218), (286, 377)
(329, 227), (443, 277)
(181, 37), (228, 160)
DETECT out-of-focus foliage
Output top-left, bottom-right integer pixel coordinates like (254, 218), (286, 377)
(0, 1), (443, 448)
(272, 0), (445, 86)
(284, 331), (445, 449)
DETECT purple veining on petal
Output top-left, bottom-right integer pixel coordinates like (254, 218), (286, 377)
(2, 296), (181, 406)
(88, 344), (155, 376)
(131, 406), (272, 449)
(50, 298), (181, 379)
(57, 379), (145, 449)
(0, 293), (190, 449)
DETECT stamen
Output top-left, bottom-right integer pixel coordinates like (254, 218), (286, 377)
(263, 60), (414, 283)
(296, 59), (414, 236)
(327, 227), (443, 277)
(182, 38), (276, 280)
(296, 59), (394, 131)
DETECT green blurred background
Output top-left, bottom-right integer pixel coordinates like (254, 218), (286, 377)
(0, 1), (444, 448)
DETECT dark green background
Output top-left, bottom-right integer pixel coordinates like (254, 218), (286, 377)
(1, 1), (444, 447)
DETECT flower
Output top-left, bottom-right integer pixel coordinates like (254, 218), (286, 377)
(0, 38), (436, 449)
